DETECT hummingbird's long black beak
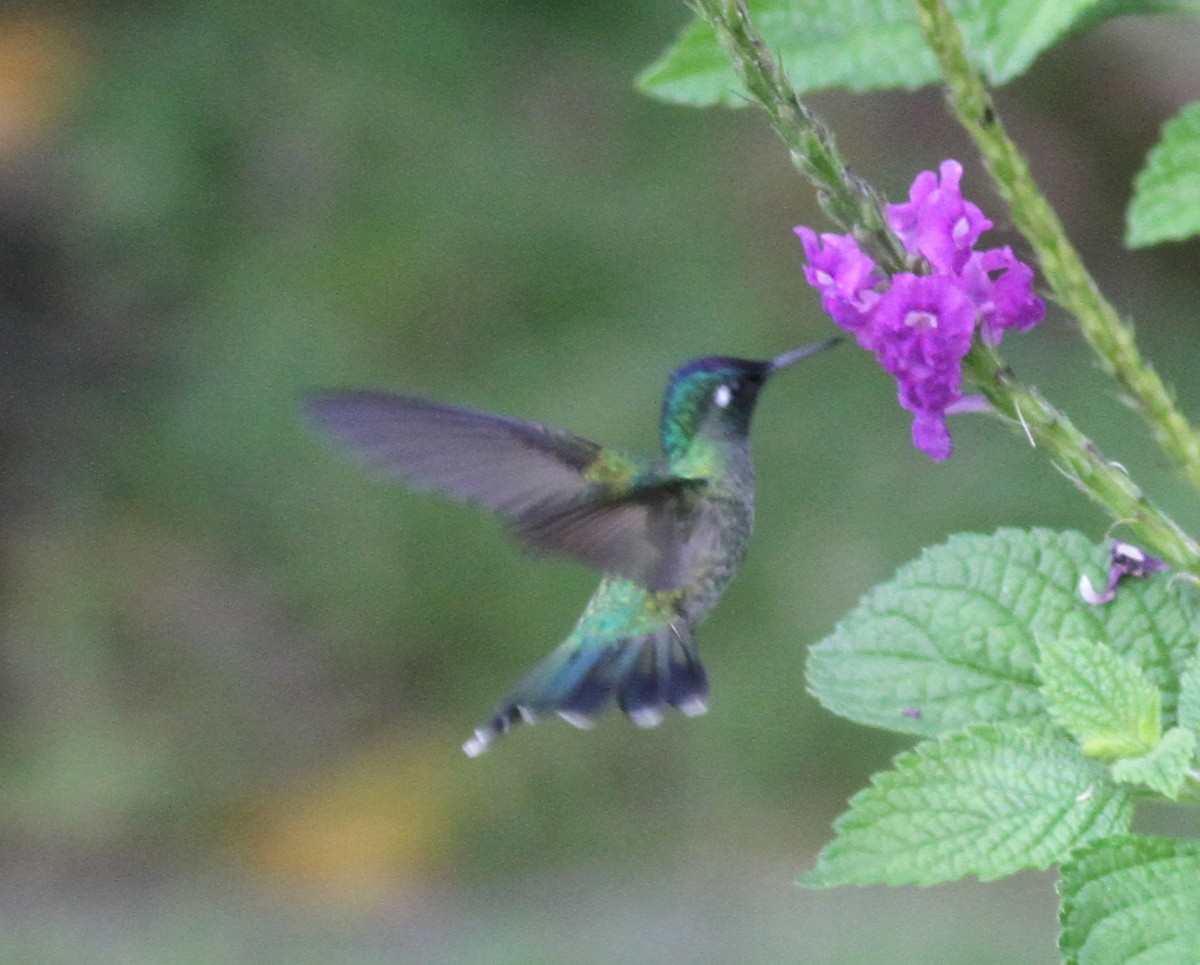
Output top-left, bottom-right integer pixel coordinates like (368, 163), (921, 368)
(768, 336), (842, 373)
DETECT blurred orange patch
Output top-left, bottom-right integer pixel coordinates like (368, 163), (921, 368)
(0, 11), (85, 157)
(237, 732), (471, 904)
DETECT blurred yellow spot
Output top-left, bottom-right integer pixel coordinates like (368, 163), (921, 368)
(238, 732), (467, 904)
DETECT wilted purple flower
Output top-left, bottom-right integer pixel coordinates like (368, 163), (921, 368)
(1078, 542), (1168, 605)
(796, 159), (1045, 460)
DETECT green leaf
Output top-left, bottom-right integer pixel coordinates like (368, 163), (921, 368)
(639, 0), (1122, 106)
(639, 0), (939, 107)
(1127, 102), (1200, 247)
(1178, 659), (1200, 743)
(807, 529), (1196, 738)
(1037, 637), (1161, 760)
(985, 0), (1108, 81)
(1059, 836), (1200, 965)
(1082, 0), (1200, 22)
(801, 723), (1132, 887)
(1110, 727), (1197, 799)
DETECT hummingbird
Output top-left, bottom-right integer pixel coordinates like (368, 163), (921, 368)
(304, 339), (837, 756)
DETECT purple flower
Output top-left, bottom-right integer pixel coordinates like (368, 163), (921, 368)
(871, 273), (976, 460)
(793, 227), (883, 348)
(886, 160), (992, 274)
(959, 247), (1045, 344)
(796, 159), (1045, 459)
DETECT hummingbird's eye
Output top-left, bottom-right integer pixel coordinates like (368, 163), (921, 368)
(713, 383), (733, 408)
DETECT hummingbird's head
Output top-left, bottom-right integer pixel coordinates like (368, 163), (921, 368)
(660, 339), (839, 456)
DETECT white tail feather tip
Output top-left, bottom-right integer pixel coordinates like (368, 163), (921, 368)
(678, 697), (709, 717)
(629, 707), (665, 728)
(462, 730), (492, 758)
(557, 710), (595, 730)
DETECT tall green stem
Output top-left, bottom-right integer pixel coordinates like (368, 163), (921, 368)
(913, 0), (1200, 493)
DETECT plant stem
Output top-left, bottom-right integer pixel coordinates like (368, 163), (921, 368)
(964, 344), (1200, 574)
(690, 0), (909, 271)
(913, 0), (1200, 492)
(695, 0), (1200, 575)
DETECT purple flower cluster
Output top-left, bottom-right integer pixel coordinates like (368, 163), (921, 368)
(796, 160), (1045, 460)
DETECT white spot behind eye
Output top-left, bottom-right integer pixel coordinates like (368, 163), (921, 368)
(714, 384), (733, 408)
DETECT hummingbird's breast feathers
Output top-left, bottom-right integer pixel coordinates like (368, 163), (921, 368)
(666, 434), (751, 489)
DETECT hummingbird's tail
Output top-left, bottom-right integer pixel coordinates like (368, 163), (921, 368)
(462, 624), (707, 757)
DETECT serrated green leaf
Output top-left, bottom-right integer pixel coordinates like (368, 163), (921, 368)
(638, 0), (1122, 106)
(1127, 102), (1200, 247)
(1059, 835), (1200, 965)
(1176, 660), (1200, 744)
(1038, 637), (1161, 760)
(1110, 727), (1197, 799)
(807, 529), (1196, 738)
(800, 723), (1132, 887)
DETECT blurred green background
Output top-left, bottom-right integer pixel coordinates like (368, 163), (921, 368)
(1, 2), (1199, 963)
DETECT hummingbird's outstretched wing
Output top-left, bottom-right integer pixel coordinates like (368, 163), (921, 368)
(304, 392), (709, 589)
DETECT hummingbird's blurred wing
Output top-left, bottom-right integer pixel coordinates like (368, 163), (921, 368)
(514, 474), (707, 590)
(304, 392), (709, 588)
